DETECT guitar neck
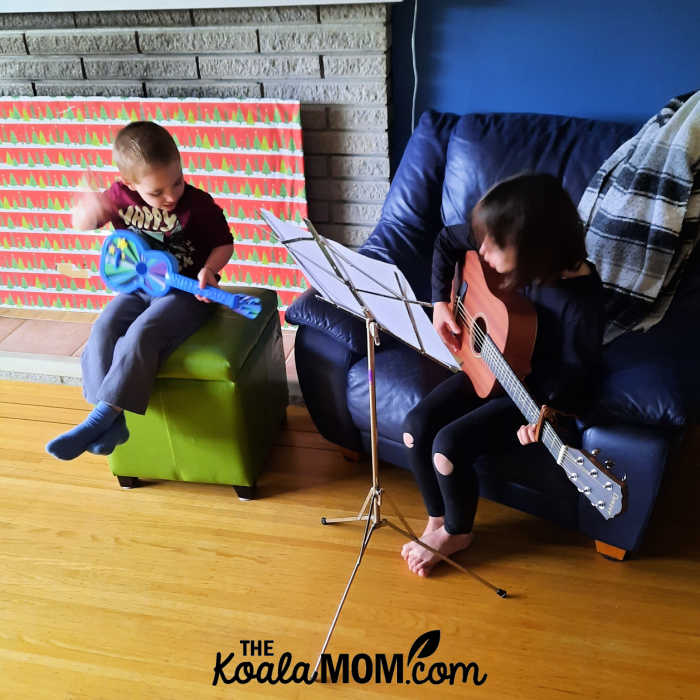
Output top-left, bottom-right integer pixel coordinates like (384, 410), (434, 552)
(480, 335), (565, 462)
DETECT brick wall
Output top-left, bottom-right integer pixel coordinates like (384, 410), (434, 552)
(0, 4), (392, 248)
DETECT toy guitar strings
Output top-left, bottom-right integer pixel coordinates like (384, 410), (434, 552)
(99, 230), (262, 319)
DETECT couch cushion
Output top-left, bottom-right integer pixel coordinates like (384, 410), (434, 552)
(441, 113), (638, 226)
(346, 344), (452, 442)
(378, 109), (459, 237)
(598, 337), (687, 427)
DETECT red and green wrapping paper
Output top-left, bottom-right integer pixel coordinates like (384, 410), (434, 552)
(0, 97), (309, 325)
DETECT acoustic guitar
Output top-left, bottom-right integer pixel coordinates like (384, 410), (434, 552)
(450, 250), (626, 520)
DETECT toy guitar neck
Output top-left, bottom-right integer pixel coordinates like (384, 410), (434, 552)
(100, 230), (261, 319)
(163, 269), (250, 308)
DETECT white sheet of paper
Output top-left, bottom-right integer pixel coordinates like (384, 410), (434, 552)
(260, 209), (459, 370)
(259, 210), (364, 316)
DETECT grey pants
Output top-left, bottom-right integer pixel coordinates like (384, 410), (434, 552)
(81, 290), (214, 414)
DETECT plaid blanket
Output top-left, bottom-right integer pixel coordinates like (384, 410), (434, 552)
(579, 91), (700, 343)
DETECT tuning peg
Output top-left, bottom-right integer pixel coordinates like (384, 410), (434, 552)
(591, 448), (601, 456)
(603, 459), (615, 468)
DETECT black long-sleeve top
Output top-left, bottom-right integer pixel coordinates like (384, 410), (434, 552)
(432, 223), (605, 415)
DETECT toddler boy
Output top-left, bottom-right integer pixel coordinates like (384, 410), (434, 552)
(47, 121), (234, 460)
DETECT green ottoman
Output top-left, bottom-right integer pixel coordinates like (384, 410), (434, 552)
(108, 287), (288, 499)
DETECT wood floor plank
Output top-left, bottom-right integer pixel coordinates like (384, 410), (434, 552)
(0, 401), (89, 424)
(1, 381), (699, 699)
(0, 380), (89, 410)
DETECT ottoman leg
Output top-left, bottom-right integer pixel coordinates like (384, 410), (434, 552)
(233, 484), (256, 501)
(116, 475), (139, 489)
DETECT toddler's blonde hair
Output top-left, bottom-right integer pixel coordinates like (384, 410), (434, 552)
(112, 121), (180, 183)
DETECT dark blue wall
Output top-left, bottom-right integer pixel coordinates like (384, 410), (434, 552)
(391, 0), (700, 170)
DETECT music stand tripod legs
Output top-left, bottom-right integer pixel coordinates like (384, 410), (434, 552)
(313, 315), (506, 676)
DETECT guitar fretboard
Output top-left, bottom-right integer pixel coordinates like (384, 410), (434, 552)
(479, 334), (565, 463)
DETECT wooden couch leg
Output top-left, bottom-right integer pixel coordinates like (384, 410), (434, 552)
(595, 540), (627, 561)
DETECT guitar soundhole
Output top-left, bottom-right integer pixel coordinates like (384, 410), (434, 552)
(470, 316), (488, 355)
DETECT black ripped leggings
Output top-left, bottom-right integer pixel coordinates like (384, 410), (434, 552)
(403, 372), (523, 534)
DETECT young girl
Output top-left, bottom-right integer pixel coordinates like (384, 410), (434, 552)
(401, 173), (605, 577)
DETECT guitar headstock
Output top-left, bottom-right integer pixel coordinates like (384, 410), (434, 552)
(559, 446), (627, 520)
(231, 294), (262, 319)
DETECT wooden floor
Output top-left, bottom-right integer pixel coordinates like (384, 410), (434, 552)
(1, 380), (699, 699)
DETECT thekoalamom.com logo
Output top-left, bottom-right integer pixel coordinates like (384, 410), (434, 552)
(212, 630), (487, 686)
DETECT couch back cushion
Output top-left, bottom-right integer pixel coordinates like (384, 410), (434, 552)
(360, 111), (637, 303)
(360, 110), (459, 302)
(441, 113), (638, 226)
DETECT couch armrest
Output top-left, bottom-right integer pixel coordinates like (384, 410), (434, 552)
(285, 287), (366, 355)
(578, 424), (677, 551)
(294, 325), (363, 451)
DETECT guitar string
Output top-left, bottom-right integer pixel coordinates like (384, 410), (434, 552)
(454, 298), (559, 446)
(452, 298), (615, 502)
(453, 298), (578, 466)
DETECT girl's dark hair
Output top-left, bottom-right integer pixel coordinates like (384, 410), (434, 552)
(471, 173), (587, 289)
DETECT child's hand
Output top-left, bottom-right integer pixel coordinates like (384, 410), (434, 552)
(516, 424), (538, 445)
(196, 266), (218, 302)
(433, 301), (462, 352)
(72, 191), (107, 231)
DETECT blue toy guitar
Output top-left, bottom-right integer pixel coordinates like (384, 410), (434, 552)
(99, 230), (262, 319)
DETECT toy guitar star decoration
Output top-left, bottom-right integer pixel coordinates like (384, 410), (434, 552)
(99, 230), (262, 319)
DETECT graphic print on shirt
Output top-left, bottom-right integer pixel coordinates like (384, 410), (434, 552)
(117, 204), (180, 241)
(116, 204), (195, 273)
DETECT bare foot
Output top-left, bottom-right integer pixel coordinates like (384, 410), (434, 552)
(405, 526), (474, 577)
(401, 516), (444, 561)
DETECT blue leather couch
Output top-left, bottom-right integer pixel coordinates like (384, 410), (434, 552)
(286, 110), (700, 558)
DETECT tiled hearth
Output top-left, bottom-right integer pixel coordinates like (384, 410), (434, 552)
(0, 314), (300, 402)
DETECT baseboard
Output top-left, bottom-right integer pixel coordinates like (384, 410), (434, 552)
(0, 350), (82, 385)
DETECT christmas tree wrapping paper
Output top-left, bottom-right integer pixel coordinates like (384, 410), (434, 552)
(0, 97), (308, 326)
